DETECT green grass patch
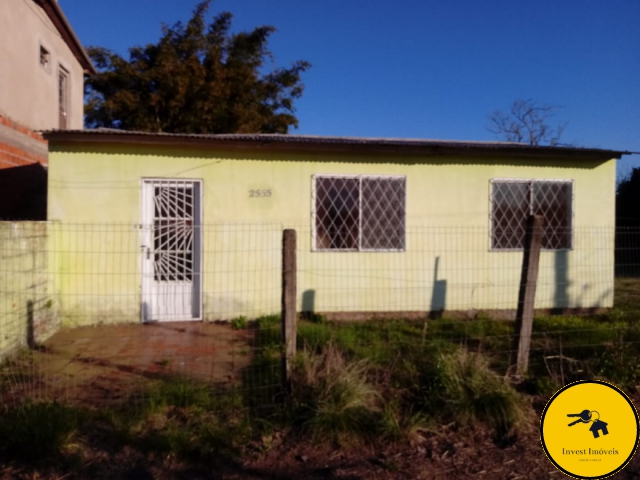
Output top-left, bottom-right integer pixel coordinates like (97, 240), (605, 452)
(526, 312), (640, 388)
(0, 401), (84, 463)
(614, 276), (640, 312)
(292, 336), (527, 440)
(94, 378), (253, 463)
(130, 405), (251, 461)
(231, 315), (248, 330)
(294, 306), (640, 437)
(299, 318), (431, 363)
(147, 376), (215, 411)
(432, 350), (527, 437)
(3, 291), (638, 471)
(291, 342), (383, 444)
(253, 314), (282, 350)
(241, 314), (286, 422)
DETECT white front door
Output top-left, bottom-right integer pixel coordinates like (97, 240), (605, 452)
(141, 179), (202, 322)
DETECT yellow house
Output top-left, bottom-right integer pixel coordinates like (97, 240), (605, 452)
(43, 130), (628, 326)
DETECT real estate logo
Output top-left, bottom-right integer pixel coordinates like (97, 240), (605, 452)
(540, 380), (639, 479)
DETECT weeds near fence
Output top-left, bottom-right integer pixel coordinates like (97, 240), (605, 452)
(0, 401), (82, 463)
(431, 350), (527, 437)
(2, 307), (640, 473)
(291, 342), (382, 445)
(295, 318), (528, 441)
(1, 221), (639, 475)
(126, 379), (252, 461)
(0, 379), (254, 472)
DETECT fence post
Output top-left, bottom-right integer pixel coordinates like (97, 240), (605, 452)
(281, 229), (297, 389)
(512, 214), (544, 375)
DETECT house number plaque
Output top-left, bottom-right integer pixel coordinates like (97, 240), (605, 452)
(249, 189), (272, 197)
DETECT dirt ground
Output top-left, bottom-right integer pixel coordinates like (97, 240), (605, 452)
(2, 321), (639, 479)
(3, 427), (639, 479)
(1, 322), (251, 406)
(228, 393), (640, 480)
(3, 395), (639, 479)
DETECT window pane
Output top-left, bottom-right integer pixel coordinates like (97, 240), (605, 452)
(491, 181), (530, 249)
(315, 177), (360, 250)
(58, 70), (68, 129)
(361, 177), (406, 249)
(533, 181), (572, 249)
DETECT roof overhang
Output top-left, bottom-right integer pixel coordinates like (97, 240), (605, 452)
(42, 130), (630, 161)
(35, 0), (96, 75)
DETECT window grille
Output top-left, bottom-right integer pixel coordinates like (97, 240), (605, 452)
(314, 175), (406, 251)
(491, 179), (573, 250)
(153, 183), (195, 281)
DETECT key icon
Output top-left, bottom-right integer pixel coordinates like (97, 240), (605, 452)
(567, 409), (592, 426)
(566, 410), (610, 438)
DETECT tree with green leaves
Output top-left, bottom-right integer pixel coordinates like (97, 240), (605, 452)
(85, 1), (311, 133)
(615, 167), (640, 276)
(617, 167), (640, 227)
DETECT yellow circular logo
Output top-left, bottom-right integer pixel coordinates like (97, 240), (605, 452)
(540, 380), (639, 479)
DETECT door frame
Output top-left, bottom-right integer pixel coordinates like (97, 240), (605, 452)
(140, 177), (204, 322)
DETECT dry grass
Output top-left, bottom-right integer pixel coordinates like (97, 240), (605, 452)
(290, 342), (382, 444)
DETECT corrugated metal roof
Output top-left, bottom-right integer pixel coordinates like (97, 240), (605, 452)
(42, 129), (630, 159)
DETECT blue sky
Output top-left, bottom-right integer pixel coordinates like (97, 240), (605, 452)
(61, 0), (640, 175)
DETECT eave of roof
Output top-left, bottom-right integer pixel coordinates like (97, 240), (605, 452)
(35, 0), (96, 75)
(42, 129), (631, 160)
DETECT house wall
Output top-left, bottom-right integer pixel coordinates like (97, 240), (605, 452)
(0, 115), (48, 169)
(0, 222), (58, 358)
(0, 0), (84, 130)
(0, 115), (48, 220)
(0, 162), (48, 220)
(46, 143), (617, 326)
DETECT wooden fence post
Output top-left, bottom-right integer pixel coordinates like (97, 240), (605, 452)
(281, 229), (297, 389)
(512, 214), (544, 375)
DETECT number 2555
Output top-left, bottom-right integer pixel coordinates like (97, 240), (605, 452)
(249, 189), (272, 197)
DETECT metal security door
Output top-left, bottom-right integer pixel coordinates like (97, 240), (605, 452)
(141, 179), (202, 322)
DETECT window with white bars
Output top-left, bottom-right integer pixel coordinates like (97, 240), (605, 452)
(313, 175), (406, 251)
(153, 184), (195, 281)
(491, 179), (573, 250)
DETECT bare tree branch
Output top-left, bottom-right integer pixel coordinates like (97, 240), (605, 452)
(487, 99), (570, 146)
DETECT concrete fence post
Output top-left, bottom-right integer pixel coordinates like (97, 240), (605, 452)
(512, 214), (544, 375)
(281, 229), (297, 389)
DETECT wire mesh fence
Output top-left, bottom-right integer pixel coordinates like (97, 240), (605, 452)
(0, 221), (639, 412)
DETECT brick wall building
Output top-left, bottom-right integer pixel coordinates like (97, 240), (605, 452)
(0, 0), (93, 218)
(0, 114), (48, 219)
(0, 114), (48, 169)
